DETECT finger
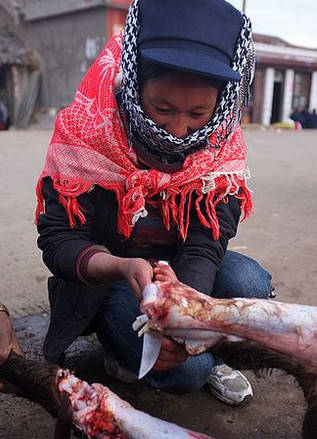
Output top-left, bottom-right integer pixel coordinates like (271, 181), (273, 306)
(154, 362), (177, 371)
(158, 342), (188, 363)
(155, 264), (177, 278)
(12, 343), (24, 358)
(154, 266), (172, 276)
(0, 346), (11, 365)
(161, 347), (188, 362)
(154, 357), (186, 371)
(157, 350), (188, 364)
(154, 273), (173, 282)
(135, 267), (154, 292)
(129, 279), (143, 301)
(157, 349), (179, 362)
(11, 334), (24, 357)
(161, 337), (184, 353)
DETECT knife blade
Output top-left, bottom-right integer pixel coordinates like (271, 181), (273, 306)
(138, 330), (163, 379)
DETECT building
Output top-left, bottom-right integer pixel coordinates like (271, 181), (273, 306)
(2, 1), (317, 127)
(251, 34), (317, 125)
(23, 3), (317, 125)
(0, 0), (41, 128)
(20, 0), (130, 108)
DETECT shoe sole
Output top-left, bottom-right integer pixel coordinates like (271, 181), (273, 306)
(205, 385), (253, 406)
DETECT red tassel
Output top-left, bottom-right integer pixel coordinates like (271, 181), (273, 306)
(35, 177), (45, 224)
(35, 170), (253, 242)
(236, 181), (253, 221)
(169, 190), (179, 225)
(205, 192), (220, 240)
(161, 198), (171, 231)
(195, 193), (211, 229)
(183, 189), (193, 240)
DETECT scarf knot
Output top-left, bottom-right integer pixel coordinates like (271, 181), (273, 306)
(125, 169), (171, 194)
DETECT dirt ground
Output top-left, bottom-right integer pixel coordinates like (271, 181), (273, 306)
(0, 128), (316, 439)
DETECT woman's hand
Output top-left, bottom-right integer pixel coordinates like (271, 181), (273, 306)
(120, 258), (154, 301)
(154, 262), (178, 283)
(153, 336), (188, 371)
(87, 253), (153, 301)
(0, 312), (23, 365)
(0, 311), (24, 391)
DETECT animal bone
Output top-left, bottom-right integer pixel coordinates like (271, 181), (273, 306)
(136, 280), (317, 439)
(0, 352), (216, 439)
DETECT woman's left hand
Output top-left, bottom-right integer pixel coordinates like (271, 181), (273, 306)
(153, 336), (188, 371)
(0, 312), (24, 391)
(0, 312), (23, 365)
(153, 262), (178, 283)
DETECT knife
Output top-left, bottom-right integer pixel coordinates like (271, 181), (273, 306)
(138, 329), (163, 379)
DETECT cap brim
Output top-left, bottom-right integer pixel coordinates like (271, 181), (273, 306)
(141, 48), (241, 82)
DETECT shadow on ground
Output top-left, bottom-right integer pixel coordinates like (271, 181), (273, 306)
(0, 312), (306, 439)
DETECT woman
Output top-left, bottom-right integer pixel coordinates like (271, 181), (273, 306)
(36, 0), (274, 406)
(0, 303), (24, 390)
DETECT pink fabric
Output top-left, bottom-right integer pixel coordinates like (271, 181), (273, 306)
(36, 33), (252, 241)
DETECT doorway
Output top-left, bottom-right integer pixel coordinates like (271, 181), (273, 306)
(270, 82), (283, 123)
(270, 70), (284, 124)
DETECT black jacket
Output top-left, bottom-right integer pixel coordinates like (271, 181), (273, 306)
(37, 177), (241, 362)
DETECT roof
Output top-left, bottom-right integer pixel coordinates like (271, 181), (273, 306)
(0, 27), (33, 66)
(253, 32), (317, 70)
(254, 33), (317, 51)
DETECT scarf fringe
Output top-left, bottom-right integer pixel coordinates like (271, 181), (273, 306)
(35, 175), (93, 228)
(35, 173), (252, 241)
(159, 173), (252, 241)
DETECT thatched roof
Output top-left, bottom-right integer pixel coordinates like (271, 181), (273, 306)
(0, 27), (33, 66)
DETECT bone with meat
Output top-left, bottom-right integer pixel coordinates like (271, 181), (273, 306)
(136, 280), (317, 439)
(0, 352), (216, 439)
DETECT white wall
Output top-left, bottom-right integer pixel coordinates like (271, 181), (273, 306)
(309, 71), (317, 111)
(281, 69), (294, 123)
(261, 67), (275, 125)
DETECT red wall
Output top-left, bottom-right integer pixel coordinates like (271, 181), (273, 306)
(106, 1), (131, 39)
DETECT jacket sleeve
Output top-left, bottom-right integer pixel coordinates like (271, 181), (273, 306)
(37, 178), (97, 281)
(171, 195), (241, 295)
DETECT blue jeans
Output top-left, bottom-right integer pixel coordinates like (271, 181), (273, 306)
(93, 251), (273, 394)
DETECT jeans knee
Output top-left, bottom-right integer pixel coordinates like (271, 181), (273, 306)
(214, 252), (273, 299)
(235, 258), (273, 299)
(145, 354), (213, 394)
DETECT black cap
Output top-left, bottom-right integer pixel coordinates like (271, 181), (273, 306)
(137, 0), (244, 82)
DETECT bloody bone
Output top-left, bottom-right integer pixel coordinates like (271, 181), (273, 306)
(0, 352), (216, 439)
(138, 280), (317, 439)
(141, 281), (317, 367)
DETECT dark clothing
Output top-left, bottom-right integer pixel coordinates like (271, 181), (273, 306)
(37, 177), (241, 361)
(290, 110), (317, 129)
(37, 178), (241, 293)
(305, 112), (317, 129)
(44, 252), (273, 367)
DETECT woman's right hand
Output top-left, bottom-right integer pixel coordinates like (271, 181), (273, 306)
(120, 258), (154, 301)
(87, 252), (153, 301)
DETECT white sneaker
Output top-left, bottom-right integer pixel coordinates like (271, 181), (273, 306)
(206, 364), (253, 406)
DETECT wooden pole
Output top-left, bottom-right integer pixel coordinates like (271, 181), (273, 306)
(242, 0), (247, 13)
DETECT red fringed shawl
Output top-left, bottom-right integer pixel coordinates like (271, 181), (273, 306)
(36, 34), (252, 241)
